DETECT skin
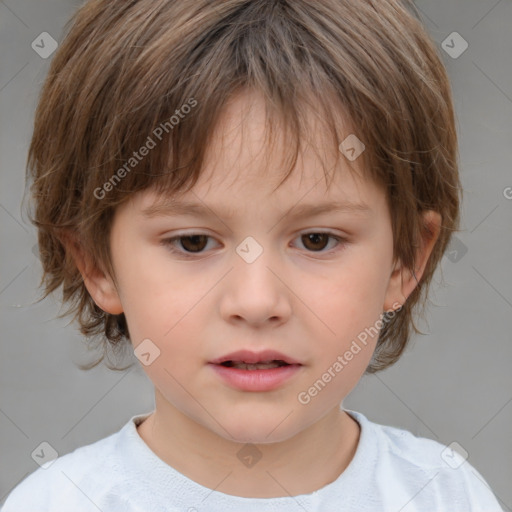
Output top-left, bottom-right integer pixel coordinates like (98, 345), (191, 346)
(70, 90), (441, 498)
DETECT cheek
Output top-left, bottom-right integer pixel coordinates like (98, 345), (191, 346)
(301, 256), (388, 331)
(113, 249), (186, 341)
(118, 257), (218, 371)
(296, 251), (389, 369)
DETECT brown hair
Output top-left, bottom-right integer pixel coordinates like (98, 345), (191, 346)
(26, 0), (462, 372)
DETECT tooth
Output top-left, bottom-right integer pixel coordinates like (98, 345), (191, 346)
(231, 362), (282, 370)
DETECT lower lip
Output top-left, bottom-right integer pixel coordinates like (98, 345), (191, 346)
(209, 363), (302, 391)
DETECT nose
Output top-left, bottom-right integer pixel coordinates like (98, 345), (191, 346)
(218, 242), (292, 328)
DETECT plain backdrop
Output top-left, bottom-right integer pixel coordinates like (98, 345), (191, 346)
(1, 0), (511, 509)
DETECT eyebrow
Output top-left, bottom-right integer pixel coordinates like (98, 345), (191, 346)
(142, 199), (372, 220)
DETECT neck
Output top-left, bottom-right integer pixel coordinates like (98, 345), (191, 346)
(136, 392), (360, 498)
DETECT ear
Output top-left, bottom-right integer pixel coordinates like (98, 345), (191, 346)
(383, 210), (442, 313)
(60, 231), (124, 315)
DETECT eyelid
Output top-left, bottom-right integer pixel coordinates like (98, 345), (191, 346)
(160, 229), (349, 259)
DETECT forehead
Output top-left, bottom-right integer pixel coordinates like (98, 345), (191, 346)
(202, 90), (378, 196)
(128, 89), (387, 219)
(200, 88), (361, 188)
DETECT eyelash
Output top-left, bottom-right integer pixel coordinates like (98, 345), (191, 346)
(160, 231), (348, 259)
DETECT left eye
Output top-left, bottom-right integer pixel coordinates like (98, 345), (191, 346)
(298, 233), (341, 252)
(161, 232), (346, 258)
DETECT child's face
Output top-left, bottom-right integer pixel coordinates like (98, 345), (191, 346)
(95, 91), (413, 443)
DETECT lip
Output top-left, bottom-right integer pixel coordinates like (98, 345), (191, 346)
(209, 349), (302, 365)
(208, 349), (304, 392)
(209, 363), (302, 392)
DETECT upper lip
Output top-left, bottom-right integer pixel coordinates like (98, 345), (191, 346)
(209, 349), (302, 365)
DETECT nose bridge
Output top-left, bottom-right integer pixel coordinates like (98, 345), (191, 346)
(219, 233), (291, 324)
(233, 233), (280, 292)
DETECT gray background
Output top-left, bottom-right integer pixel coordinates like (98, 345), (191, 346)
(1, 0), (511, 509)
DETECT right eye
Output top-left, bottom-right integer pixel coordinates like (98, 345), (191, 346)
(161, 234), (218, 258)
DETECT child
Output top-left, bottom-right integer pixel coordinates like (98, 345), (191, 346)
(2, 0), (504, 510)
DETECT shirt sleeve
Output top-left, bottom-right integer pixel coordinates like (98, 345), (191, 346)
(457, 461), (505, 512)
(421, 456), (505, 512)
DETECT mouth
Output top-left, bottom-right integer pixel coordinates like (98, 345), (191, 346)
(209, 349), (302, 367)
(218, 360), (292, 370)
(208, 349), (303, 391)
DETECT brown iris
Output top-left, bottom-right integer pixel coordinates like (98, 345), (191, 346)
(301, 233), (330, 251)
(179, 235), (209, 253)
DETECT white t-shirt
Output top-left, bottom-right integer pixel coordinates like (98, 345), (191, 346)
(1, 408), (504, 512)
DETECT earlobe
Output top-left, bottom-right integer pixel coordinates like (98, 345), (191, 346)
(61, 232), (124, 315)
(383, 210), (441, 312)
